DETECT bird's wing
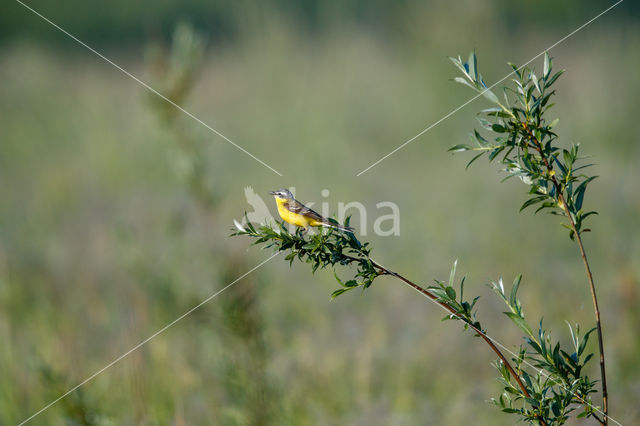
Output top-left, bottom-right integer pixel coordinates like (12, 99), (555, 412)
(284, 199), (325, 222)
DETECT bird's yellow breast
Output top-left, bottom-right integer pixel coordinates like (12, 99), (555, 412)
(275, 198), (312, 228)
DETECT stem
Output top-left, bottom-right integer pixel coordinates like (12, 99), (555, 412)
(329, 232), (597, 423)
(367, 260), (548, 424)
(571, 401), (604, 424)
(564, 218), (607, 424)
(528, 130), (608, 424)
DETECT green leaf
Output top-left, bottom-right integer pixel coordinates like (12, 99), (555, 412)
(579, 327), (597, 355)
(575, 185), (586, 211)
(520, 195), (547, 212)
(454, 76), (476, 90)
(545, 70), (565, 87)
(504, 312), (532, 336)
(583, 352), (594, 365)
(534, 201), (556, 214)
(449, 259), (458, 286)
(481, 107), (502, 114)
(525, 397), (540, 408)
(508, 62), (521, 79)
(574, 175), (598, 195)
(543, 52), (551, 79)
(491, 124), (508, 133)
(468, 51), (477, 81)
(482, 88), (500, 105)
(476, 118), (493, 131)
(510, 275), (522, 308)
(331, 288), (350, 299)
(489, 280), (507, 301)
(466, 152), (485, 169)
(473, 129), (489, 146)
(562, 149), (573, 168)
(527, 338), (542, 355)
(449, 55), (469, 76)
(531, 72), (541, 93)
(481, 107), (512, 119)
(428, 287), (448, 301)
(445, 286), (457, 300)
(449, 144), (472, 152)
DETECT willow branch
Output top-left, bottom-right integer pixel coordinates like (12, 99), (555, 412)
(527, 127), (608, 425)
(367, 260), (544, 423)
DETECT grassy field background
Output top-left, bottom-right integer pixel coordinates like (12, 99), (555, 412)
(1, 1), (639, 424)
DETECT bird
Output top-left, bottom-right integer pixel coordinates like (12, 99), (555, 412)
(269, 189), (354, 232)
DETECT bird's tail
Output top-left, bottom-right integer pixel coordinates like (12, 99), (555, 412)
(320, 221), (354, 233)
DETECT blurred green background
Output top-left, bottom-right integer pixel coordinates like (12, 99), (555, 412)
(1, 0), (639, 424)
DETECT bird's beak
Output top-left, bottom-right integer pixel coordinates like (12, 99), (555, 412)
(269, 191), (277, 195)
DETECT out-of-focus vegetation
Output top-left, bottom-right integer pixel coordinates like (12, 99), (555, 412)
(1, 1), (639, 424)
(4, 1), (639, 46)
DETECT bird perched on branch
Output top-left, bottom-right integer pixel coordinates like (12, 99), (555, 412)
(269, 189), (354, 232)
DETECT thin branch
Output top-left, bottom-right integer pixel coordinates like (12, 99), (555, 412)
(527, 127), (608, 425)
(368, 260), (546, 424)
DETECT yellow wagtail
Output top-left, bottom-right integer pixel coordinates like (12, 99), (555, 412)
(269, 189), (354, 232)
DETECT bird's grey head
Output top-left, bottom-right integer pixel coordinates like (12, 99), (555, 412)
(269, 189), (294, 199)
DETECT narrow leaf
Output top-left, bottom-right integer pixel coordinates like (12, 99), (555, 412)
(482, 89), (500, 105)
(545, 70), (565, 87)
(445, 286), (457, 300)
(510, 275), (522, 308)
(468, 51), (477, 81)
(454, 76), (476, 90)
(543, 52), (551, 79)
(466, 152), (485, 170)
(505, 312), (532, 335)
(331, 288), (350, 299)
(449, 144), (472, 152)
(520, 195), (547, 212)
(449, 259), (458, 286)
(491, 124), (508, 133)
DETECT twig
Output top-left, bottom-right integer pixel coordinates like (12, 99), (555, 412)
(368, 260), (548, 425)
(527, 127), (608, 425)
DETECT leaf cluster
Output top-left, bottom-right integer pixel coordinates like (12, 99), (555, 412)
(449, 52), (605, 424)
(450, 52), (598, 239)
(231, 218), (380, 298)
(426, 261), (482, 333)
(490, 277), (599, 424)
